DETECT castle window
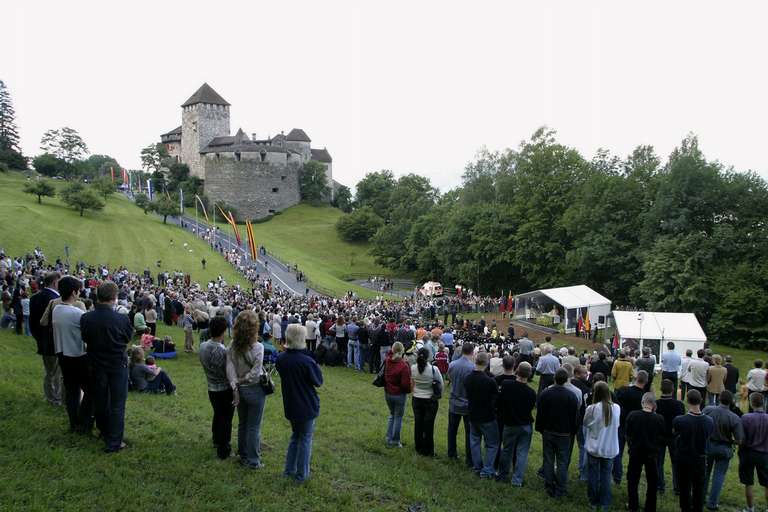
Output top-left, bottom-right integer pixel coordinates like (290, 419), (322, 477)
(281, 175), (286, 181)
(235, 152), (241, 161)
(272, 187), (279, 193)
(268, 209), (276, 214)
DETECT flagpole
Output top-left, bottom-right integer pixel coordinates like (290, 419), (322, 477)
(195, 196), (199, 240)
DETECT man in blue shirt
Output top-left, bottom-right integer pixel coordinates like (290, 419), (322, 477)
(346, 317), (361, 371)
(535, 344), (561, 394)
(447, 343), (475, 466)
(660, 342), (682, 398)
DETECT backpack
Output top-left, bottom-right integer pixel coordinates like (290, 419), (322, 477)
(434, 351), (449, 374)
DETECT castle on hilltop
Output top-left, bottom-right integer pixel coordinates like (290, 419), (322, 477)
(160, 83), (334, 219)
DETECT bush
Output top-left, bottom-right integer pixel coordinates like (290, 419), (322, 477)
(0, 162), (8, 172)
(335, 207), (384, 242)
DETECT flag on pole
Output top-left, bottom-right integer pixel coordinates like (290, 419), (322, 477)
(216, 205), (241, 245)
(194, 195), (209, 223)
(122, 168), (128, 185)
(507, 290), (514, 312)
(612, 332), (620, 350)
(245, 220), (257, 260)
(110, 167), (115, 182)
(147, 179), (152, 200)
(179, 187), (184, 214)
(584, 310), (591, 333)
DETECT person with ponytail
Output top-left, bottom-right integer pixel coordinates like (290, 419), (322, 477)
(383, 341), (411, 448)
(583, 381), (621, 511)
(410, 347), (443, 456)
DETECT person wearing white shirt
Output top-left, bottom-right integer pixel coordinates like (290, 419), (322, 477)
(687, 349), (710, 400)
(746, 360), (766, 394)
(661, 342), (683, 398)
(584, 381), (621, 510)
(680, 349), (694, 398)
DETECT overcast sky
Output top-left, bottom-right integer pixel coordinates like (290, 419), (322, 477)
(5, 1), (768, 190)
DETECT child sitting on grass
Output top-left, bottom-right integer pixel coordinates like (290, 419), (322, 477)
(129, 347), (176, 395)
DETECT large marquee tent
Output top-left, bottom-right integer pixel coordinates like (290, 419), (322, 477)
(513, 284), (611, 334)
(611, 311), (707, 358)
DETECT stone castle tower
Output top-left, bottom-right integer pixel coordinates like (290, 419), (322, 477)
(160, 83), (335, 220)
(180, 83), (231, 178)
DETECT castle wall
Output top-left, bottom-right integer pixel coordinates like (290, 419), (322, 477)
(203, 155), (301, 220)
(182, 104), (230, 178)
(164, 142), (181, 163)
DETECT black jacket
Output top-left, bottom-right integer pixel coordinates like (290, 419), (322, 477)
(535, 384), (579, 436)
(81, 303), (134, 371)
(29, 288), (59, 356)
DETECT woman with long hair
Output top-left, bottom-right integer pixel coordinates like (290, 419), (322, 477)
(383, 341), (411, 448)
(410, 347), (442, 456)
(226, 310), (268, 469)
(583, 381), (621, 511)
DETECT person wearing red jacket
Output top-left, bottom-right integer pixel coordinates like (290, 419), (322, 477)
(384, 341), (412, 448)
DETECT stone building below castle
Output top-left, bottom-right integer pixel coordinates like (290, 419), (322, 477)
(160, 83), (333, 220)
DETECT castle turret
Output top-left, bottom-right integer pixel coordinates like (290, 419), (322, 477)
(285, 128), (312, 161)
(181, 83), (230, 178)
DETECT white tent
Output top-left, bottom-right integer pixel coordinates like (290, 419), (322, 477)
(513, 284), (611, 333)
(612, 311), (707, 357)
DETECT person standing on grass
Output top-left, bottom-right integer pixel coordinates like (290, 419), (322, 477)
(81, 281), (134, 453)
(583, 381), (620, 512)
(702, 390), (744, 510)
(673, 389), (715, 512)
(227, 310), (268, 469)
(497, 361), (537, 487)
(724, 355), (740, 395)
(739, 392), (768, 512)
(746, 361), (767, 411)
(536, 368), (580, 498)
(465, 351), (499, 479)
(276, 324), (323, 482)
(612, 370), (647, 485)
(661, 342), (682, 397)
(680, 348), (694, 398)
(447, 343), (475, 466)
(51, 276), (91, 434)
(410, 347), (442, 457)
(635, 347), (656, 392)
(625, 392), (666, 512)
(687, 349), (710, 402)
(383, 341), (411, 448)
(29, 271), (62, 406)
(611, 350), (633, 390)
(535, 343), (560, 394)
(706, 355), (727, 406)
(199, 316), (235, 460)
(655, 378), (685, 496)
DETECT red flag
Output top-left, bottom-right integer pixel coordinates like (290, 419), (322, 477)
(612, 332), (619, 349)
(507, 291), (514, 312)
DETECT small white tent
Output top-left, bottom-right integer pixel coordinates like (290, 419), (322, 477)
(612, 311), (707, 358)
(513, 285), (611, 333)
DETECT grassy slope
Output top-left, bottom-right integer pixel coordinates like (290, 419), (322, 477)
(246, 204), (391, 297)
(1, 324), (760, 511)
(0, 172), (242, 286)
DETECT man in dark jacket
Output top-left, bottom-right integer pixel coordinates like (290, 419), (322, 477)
(655, 379), (686, 495)
(29, 272), (62, 405)
(465, 352), (499, 478)
(81, 281), (134, 453)
(673, 389), (715, 512)
(626, 392), (666, 512)
(613, 370), (648, 485)
(724, 355), (739, 394)
(536, 368), (579, 498)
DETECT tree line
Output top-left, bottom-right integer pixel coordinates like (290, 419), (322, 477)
(336, 128), (768, 349)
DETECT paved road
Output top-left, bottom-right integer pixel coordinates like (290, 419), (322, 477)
(174, 214), (316, 296)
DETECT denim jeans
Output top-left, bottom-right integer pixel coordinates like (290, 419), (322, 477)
(704, 445), (733, 508)
(707, 392), (720, 406)
(91, 365), (128, 451)
(498, 424), (533, 485)
(542, 432), (571, 496)
(385, 393), (406, 444)
(284, 418), (315, 481)
(447, 412), (472, 466)
(144, 371), (176, 394)
(23, 316), (31, 336)
(612, 426), (626, 483)
(577, 425), (588, 480)
(470, 420), (500, 477)
(379, 346), (391, 366)
(657, 436), (678, 492)
(237, 384), (266, 466)
(587, 454), (614, 509)
(347, 340), (361, 370)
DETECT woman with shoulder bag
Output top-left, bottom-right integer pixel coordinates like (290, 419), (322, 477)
(384, 342), (411, 448)
(226, 310), (268, 469)
(410, 347), (443, 456)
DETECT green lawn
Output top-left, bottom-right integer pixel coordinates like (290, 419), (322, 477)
(0, 325), (758, 511)
(245, 204), (393, 297)
(0, 171), (243, 287)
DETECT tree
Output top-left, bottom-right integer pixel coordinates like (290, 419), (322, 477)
(92, 175), (116, 200)
(335, 207), (383, 242)
(77, 154), (121, 181)
(355, 170), (396, 218)
(40, 127), (88, 163)
(134, 193), (150, 214)
(299, 160), (330, 203)
(140, 143), (168, 173)
(0, 80), (26, 169)
(59, 182), (104, 217)
(23, 179), (56, 204)
(150, 195), (180, 224)
(32, 153), (75, 179)
(333, 185), (353, 212)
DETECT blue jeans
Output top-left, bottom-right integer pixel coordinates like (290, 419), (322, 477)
(144, 371), (176, 394)
(612, 427), (626, 483)
(542, 432), (571, 496)
(498, 424), (532, 485)
(577, 425), (588, 480)
(379, 346), (391, 366)
(347, 340), (361, 370)
(23, 316), (31, 336)
(704, 445), (733, 508)
(91, 365), (128, 451)
(284, 419), (315, 481)
(587, 454), (614, 509)
(237, 385), (266, 466)
(385, 393), (406, 444)
(470, 420), (500, 477)
(447, 412), (472, 466)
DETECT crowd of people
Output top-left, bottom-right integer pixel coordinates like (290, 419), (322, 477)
(1, 245), (767, 510)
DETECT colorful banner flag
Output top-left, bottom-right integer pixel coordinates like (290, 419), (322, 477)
(507, 291), (514, 312)
(194, 195), (209, 223)
(110, 167), (115, 182)
(245, 220), (257, 260)
(147, 179), (152, 200)
(216, 205), (241, 245)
